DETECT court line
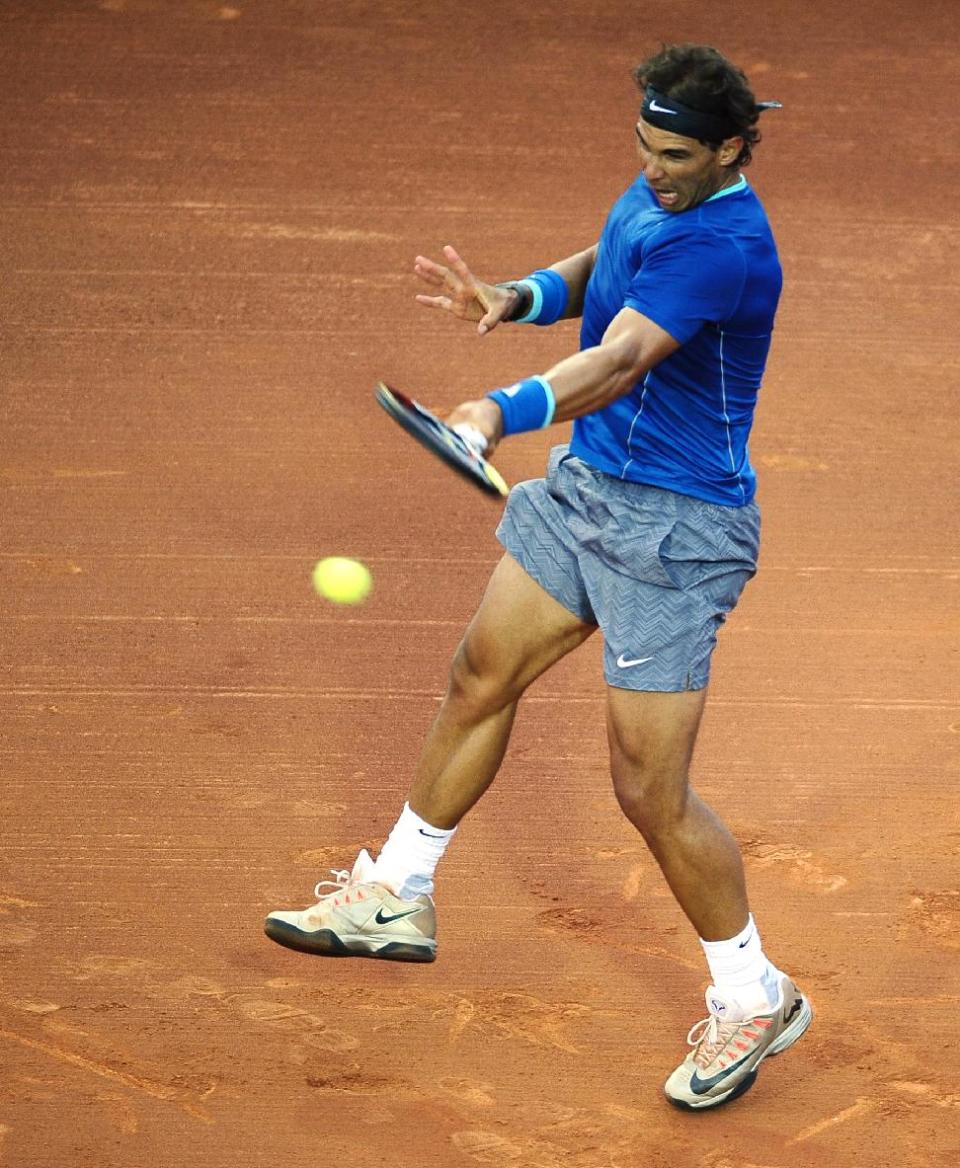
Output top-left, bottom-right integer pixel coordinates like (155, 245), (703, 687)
(7, 326), (374, 336)
(0, 1024), (213, 1124)
(0, 201), (487, 214)
(2, 615), (464, 627)
(0, 686), (954, 711)
(866, 996), (960, 1006)
(17, 268), (956, 293)
(12, 269), (407, 279)
(3, 553), (955, 571)
(4, 616), (957, 635)
(0, 553), (499, 564)
(789, 1097), (876, 1143)
(4, 199), (955, 230)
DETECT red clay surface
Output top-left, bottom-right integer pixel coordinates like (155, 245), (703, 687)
(2, 2), (959, 1166)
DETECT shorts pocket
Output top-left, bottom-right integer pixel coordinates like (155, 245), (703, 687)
(658, 516), (757, 596)
(606, 521), (681, 590)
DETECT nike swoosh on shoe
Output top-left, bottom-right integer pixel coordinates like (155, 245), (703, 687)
(374, 906), (424, 925)
(688, 1057), (751, 1095)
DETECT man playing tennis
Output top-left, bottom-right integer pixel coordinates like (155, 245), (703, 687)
(266, 43), (812, 1110)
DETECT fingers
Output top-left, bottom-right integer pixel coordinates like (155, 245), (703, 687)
(451, 422), (489, 455)
(413, 245), (488, 325)
(477, 300), (509, 336)
(414, 246), (475, 292)
(445, 397), (504, 456)
(477, 286), (519, 334)
(442, 244), (475, 287)
(413, 255), (448, 289)
(415, 293), (452, 311)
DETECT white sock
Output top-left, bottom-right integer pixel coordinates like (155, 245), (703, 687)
(700, 914), (782, 1014)
(371, 802), (456, 900)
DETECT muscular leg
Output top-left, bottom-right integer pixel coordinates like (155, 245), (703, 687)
(265, 553), (595, 958)
(605, 685), (750, 942)
(408, 553), (596, 828)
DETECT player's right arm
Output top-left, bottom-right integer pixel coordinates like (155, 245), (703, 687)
(414, 243), (597, 335)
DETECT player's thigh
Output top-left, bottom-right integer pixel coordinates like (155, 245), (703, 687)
(605, 685), (708, 809)
(457, 552), (597, 698)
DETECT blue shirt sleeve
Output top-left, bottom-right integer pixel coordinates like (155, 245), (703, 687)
(622, 223), (747, 344)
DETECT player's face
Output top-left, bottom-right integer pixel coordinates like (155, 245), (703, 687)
(634, 117), (742, 213)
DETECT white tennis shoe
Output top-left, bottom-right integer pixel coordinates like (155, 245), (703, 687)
(664, 975), (813, 1109)
(264, 850), (437, 963)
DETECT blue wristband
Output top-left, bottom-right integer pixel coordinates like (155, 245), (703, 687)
(514, 269), (569, 326)
(487, 376), (557, 436)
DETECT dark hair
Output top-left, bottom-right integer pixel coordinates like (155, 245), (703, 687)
(632, 44), (763, 167)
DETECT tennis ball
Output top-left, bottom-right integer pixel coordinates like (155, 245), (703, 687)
(311, 556), (372, 605)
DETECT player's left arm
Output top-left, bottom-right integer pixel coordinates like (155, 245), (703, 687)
(447, 307), (679, 453)
(548, 244), (598, 319)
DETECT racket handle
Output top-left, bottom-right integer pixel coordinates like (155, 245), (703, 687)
(452, 423), (489, 456)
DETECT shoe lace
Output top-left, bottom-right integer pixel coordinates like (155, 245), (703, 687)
(312, 868), (352, 902)
(686, 1015), (742, 1069)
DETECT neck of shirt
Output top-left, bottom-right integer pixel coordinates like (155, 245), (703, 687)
(705, 175), (748, 203)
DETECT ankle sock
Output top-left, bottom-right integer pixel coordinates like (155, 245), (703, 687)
(371, 802), (456, 899)
(700, 914), (782, 1013)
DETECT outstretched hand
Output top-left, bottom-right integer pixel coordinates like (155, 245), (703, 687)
(414, 245), (517, 336)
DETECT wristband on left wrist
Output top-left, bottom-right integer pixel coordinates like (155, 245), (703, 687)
(496, 270), (568, 326)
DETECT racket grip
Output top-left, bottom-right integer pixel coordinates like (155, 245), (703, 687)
(452, 423), (489, 456)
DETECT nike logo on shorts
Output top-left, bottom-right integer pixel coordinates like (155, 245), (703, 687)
(616, 654), (654, 668)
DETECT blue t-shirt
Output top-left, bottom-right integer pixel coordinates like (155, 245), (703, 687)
(569, 174), (782, 506)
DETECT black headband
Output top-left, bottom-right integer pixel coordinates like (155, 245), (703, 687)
(641, 86), (782, 142)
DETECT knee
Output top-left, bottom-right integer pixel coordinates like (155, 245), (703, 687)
(609, 747), (689, 838)
(605, 688), (704, 840)
(445, 636), (522, 718)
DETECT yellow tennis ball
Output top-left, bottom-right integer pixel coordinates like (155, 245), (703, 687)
(311, 557), (372, 604)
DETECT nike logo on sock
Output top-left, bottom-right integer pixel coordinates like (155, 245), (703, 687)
(418, 828), (446, 839)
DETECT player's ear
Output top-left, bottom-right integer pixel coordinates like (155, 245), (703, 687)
(718, 136), (743, 167)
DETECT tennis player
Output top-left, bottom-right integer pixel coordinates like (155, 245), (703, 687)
(267, 43), (812, 1110)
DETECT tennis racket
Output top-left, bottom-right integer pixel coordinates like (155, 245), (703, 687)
(374, 381), (509, 499)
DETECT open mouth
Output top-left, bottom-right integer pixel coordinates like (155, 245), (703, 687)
(653, 189), (679, 208)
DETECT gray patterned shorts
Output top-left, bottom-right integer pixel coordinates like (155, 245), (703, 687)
(496, 446), (760, 692)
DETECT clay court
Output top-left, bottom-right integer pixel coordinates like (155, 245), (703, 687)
(2, 1), (958, 1165)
